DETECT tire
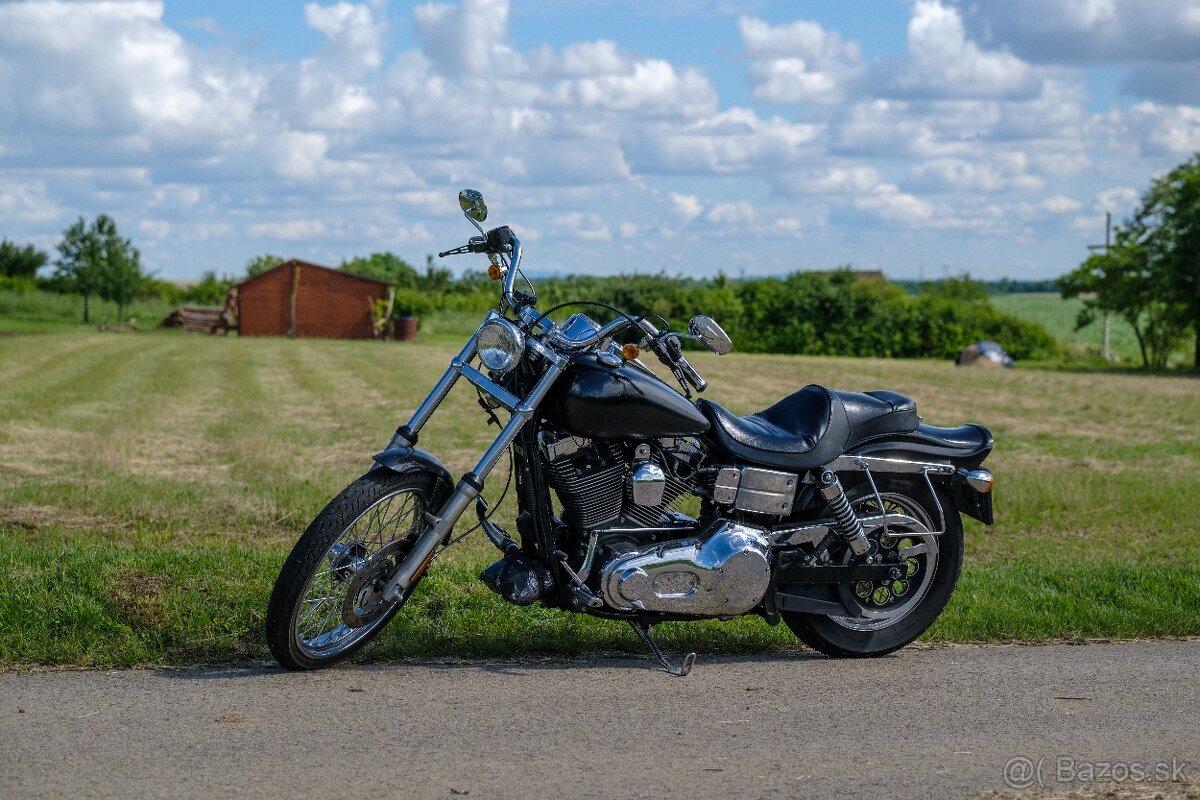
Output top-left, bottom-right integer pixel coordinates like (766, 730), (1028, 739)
(266, 469), (438, 670)
(782, 476), (964, 658)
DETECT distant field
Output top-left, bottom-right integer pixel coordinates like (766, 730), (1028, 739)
(1, 330), (1198, 666)
(0, 287), (175, 333)
(991, 292), (1154, 365)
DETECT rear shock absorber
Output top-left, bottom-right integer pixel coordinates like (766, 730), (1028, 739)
(817, 470), (871, 557)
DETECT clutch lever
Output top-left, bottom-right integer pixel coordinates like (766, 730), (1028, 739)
(438, 236), (489, 258)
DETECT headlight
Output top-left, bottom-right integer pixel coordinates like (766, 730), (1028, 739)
(477, 318), (525, 374)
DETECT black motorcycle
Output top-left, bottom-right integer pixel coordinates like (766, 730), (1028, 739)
(266, 189), (995, 675)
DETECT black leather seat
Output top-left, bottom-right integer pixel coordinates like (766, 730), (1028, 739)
(697, 385), (919, 472)
(836, 389), (920, 448)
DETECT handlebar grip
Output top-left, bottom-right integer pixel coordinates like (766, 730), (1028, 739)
(675, 355), (707, 393)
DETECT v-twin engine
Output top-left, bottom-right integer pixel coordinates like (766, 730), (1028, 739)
(599, 521), (771, 616)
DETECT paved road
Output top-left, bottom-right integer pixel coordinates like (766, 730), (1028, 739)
(2, 641), (1197, 800)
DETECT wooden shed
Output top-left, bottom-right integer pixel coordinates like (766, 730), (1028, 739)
(237, 260), (391, 339)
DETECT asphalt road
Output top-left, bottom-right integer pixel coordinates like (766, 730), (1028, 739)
(2, 641), (1197, 800)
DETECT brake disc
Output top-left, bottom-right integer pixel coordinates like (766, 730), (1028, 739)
(340, 541), (407, 629)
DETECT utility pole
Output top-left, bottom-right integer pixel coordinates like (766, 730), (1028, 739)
(1087, 211), (1114, 361)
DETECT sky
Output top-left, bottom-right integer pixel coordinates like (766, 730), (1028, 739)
(2, 0), (1200, 282)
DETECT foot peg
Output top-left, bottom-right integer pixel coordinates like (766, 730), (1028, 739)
(629, 621), (696, 677)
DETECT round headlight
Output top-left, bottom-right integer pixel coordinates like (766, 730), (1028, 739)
(477, 318), (525, 374)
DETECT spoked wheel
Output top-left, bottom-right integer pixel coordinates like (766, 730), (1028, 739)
(782, 476), (964, 658)
(267, 469), (437, 670)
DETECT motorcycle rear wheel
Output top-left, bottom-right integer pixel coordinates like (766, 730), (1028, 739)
(781, 476), (964, 658)
(266, 469), (437, 670)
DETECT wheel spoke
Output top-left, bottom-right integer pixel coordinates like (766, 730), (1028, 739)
(290, 485), (426, 659)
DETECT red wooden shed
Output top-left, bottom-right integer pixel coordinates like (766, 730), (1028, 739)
(236, 259), (391, 339)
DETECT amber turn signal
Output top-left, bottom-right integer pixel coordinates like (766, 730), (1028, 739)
(487, 263), (503, 281)
(621, 343), (640, 361)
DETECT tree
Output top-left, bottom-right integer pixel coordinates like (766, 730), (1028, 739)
(55, 217), (104, 323)
(1060, 231), (1187, 369)
(184, 271), (237, 305)
(245, 254), (284, 278)
(1131, 153), (1200, 370)
(94, 215), (142, 320)
(0, 239), (48, 280)
(54, 215), (143, 323)
(340, 252), (419, 286)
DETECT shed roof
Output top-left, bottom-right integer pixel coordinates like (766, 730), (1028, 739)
(235, 259), (394, 291)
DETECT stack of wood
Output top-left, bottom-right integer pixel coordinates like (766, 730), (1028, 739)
(161, 305), (228, 334)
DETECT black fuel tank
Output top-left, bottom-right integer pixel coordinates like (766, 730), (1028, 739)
(542, 354), (710, 439)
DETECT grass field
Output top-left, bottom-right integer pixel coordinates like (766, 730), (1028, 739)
(990, 292), (1195, 367)
(0, 287), (176, 334)
(1, 329), (1198, 667)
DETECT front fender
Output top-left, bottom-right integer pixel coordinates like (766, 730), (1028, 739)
(369, 447), (454, 508)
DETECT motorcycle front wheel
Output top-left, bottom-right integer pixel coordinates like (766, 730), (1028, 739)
(781, 476), (964, 658)
(266, 469), (437, 670)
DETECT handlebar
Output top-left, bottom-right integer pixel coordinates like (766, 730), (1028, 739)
(674, 354), (707, 393)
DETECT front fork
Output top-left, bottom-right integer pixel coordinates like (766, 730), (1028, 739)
(379, 335), (565, 602)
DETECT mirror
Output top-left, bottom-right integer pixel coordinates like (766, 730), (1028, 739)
(688, 315), (733, 355)
(459, 189), (488, 223)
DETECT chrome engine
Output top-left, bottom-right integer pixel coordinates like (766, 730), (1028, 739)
(540, 429), (702, 533)
(540, 428), (772, 616)
(600, 521), (771, 616)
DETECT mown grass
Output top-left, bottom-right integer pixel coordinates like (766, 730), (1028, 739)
(1, 330), (1197, 667)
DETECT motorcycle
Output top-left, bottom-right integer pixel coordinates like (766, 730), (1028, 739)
(266, 189), (995, 675)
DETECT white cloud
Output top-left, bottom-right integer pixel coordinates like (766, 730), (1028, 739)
(878, 1), (1041, 100)
(554, 212), (612, 242)
(783, 165), (883, 195)
(740, 16), (862, 104)
(0, 0), (1196, 281)
(0, 0), (259, 148)
(1095, 187), (1140, 215)
(138, 219), (173, 239)
(0, 178), (61, 222)
(855, 184), (935, 224)
(1041, 195), (1082, 214)
(907, 154), (1044, 193)
(955, 0), (1200, 64)
(670, 193), (704, 223)
(413, 0), (515, 78)
(705, 201), (756, 226)
(546, 58), (717, 118)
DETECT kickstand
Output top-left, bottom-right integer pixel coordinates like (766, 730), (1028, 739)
(629, 621), (696, 677)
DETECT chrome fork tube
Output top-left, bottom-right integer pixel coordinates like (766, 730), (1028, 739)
(380, 359), (565, 601)
(388, 335), (478, 448)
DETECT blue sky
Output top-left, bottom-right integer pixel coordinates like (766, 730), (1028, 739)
(3, 0), (1199, 282)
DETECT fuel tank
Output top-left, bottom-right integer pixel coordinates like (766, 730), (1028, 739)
(542, 354), (710, 439)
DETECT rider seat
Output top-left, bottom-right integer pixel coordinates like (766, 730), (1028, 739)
(696, 385), (919, 472)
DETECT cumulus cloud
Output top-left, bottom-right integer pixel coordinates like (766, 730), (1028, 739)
(1041, 195), (1082, 214)
(906, 153), (1044, 193)
(0, 0), (260, 150)
(875, 1), (1041, 100)
(413, 0), (515, 78)
(0, 0), (1197, 280)
(740, 16), (863, 104)
(855, 183), (935, 224)
(955, 0), (1200, 64)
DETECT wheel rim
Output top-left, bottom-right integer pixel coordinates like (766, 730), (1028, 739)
(828, 492), (939, 632)
(293, 488), (426, 659)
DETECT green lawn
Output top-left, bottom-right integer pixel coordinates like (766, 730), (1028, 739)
(1, 330), (1198, 666)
